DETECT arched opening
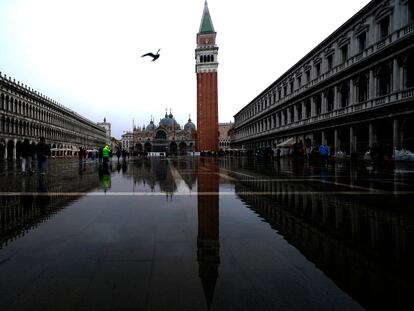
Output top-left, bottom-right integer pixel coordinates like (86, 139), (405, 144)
(144, 142), (152, 152)
(377, 64), (392, 96)
(155, 130), (167, 140)
(355, 124), (370, 155)
(16, 141), (23, 159)
(405, 52), (414, 88)
(169, 142), (177, 155)
(326, 88), (335, 112)
(340, 82), (349, 108)
(356, 74), (368, 102)
(179, 142), (187, 155)
(408, 0), (414, 23)
(325, 130), (335, 155)
(402, 116), (414, 151)
(135, 143), (143, 153)
(376, 119), (393, 157)
(315, 94), (322, 115)
(339, 128), (350, 155)
(7, 140), (14, 160)
(0, 140), (5, 160)
(313, 132), (322, 146)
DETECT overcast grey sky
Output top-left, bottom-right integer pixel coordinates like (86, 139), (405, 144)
(0, 0), (371, 138)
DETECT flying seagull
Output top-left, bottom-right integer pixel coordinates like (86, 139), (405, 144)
(141, 49), (161, 62)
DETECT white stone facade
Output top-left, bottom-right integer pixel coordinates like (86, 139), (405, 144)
(231, 0), (414, 156)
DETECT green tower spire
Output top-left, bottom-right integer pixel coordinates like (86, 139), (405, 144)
(199, 1), (215, 34)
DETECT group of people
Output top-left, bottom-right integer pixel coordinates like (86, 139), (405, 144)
(20, 137), (51, 175)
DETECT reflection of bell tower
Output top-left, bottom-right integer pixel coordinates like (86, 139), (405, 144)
(197, 158), (220, 310)
(195, 1), (219, 152)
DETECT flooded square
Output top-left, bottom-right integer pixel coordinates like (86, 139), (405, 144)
(0, 157), (412, 310)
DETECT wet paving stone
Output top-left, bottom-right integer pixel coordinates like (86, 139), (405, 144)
(0, 157), (413, 310)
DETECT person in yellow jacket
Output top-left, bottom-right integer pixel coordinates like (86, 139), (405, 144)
(103, 145), (110, 165)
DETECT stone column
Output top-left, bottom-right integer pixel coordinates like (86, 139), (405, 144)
(294, 105), (299, 122)
(310, 97), (315, 117)
(13, 138), (17, 160)
(301, 102), (306, 119)
(334, 129), (339, 152)
(393, 58), (401, 92)
(369, 69), (375, 98)
(322, 92), (327, 113)
(369, 123), (375, 147)
(349, 79), (354, 106)
(333, 86), (339, 110)
(3, 139), (7, 160)
(350, 126), (356, 154)
(287, 109), (291, 124)
(321, 131), (327, 145)
(393, 118), (401, 150)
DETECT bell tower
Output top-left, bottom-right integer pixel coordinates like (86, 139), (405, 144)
(195, 1), (219, 152)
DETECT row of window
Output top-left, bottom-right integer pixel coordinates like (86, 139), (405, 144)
(199, 54), (215, 63)
(0, 92), (104, 138)
(0, 116), (83, 143)
(234, 59), (414, 139)
(236, 1), (414, 124)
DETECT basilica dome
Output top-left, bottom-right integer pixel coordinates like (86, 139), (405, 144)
(184, 118), (196, 131)
(146, 120), (155, 131)
(160, 111), (180, 129)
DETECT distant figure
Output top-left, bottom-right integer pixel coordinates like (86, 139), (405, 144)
(36, 137), (51, 175)
(141, 48), (161, 61)
(116, 149), (121, 162)
(319, 143), (329, 165)
(276, 148), (281, 160)
(78, 147), (83, 163)
(21, 138), (34, 175)
(103, 145), (110, 166)
(121, 149), (127, 161)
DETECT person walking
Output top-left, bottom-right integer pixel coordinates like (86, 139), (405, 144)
(319, 143), (329, 166)
(78, 146), (83, 163)
(116, 149), (121, 162)
(103, 145), (110, 166)
(21, 139), (33, 175)
(36, 137), (51, 175)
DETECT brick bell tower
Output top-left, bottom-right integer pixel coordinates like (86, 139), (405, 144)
(196, 1), (219, 152)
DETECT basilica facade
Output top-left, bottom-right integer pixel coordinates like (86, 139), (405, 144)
(122, 111), (196, 155)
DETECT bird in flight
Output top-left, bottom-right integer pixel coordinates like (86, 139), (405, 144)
(141, 49), (161, 62)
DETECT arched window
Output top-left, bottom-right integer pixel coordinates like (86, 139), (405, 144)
(377, 64), (391, 96)
(326, 88), (335, 112)
(405, 52), (414, 88)
(408, 0), (414, 24)
(340, 83), (349, 108)
(315, 94), (322, 115)
(155, 130), (167, 140)
(356, 74), (368, 102)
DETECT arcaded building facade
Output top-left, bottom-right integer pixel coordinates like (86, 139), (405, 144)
(231, 0), (414, 156)
(0, 72), (107, 159)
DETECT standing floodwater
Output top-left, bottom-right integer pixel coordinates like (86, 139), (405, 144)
(0, 157), (413, 310)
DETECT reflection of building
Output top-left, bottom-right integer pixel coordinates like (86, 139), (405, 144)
(231, 0), (414, 156)
(197, 158), (220, 309)
(97, 118), (111, 146)
(219, 122), (233, 150)
(224, 160), (412, 310)
(0, 165), (101, 248)
(0, 72), (107, 160)
(130, 111), (196, 154)
(196, 1), (219, 152)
